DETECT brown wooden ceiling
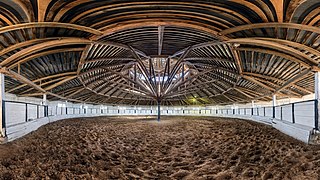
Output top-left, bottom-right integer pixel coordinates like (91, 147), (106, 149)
(0, 0), (319, 106)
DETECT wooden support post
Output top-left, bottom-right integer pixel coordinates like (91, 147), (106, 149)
(0, 73), (6, 137)
(134, 63), (137, 84)
(158, 26), (164, 56)
(182, 63), (185, 82)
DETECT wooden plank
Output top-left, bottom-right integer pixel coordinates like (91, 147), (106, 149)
(158, 26), (164, 55)
(221, 23), (320, 35)
(0, 22), (102, 36)
(1, 38), (92, 67)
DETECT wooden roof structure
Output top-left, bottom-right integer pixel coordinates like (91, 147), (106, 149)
(0, 0), (319, 106)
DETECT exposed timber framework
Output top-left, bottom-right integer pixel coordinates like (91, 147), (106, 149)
(0, 0), (319, 110)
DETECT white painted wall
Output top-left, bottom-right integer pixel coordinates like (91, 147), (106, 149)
(282, 104), (293, 123)
(2, 93), (318, 144)
(294, 101), (315, 127)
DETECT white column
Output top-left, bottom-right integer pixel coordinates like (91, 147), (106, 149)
(315, 72), (320, 129)
(251, 100), (255, 108)
(315, 72), (320, 100)
(65, 100), (68, 114)
(0, 73), (5, 137)
(42, 94), (47, 105)
(272, 94), (277, 106)
(272, 94), (276, 118)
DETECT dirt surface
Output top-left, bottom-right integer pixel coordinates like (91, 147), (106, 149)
(0, 116), (320, 179)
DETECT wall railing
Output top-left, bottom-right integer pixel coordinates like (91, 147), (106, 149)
(215, 100), (317, 129)
(3, 99), (318, 136)
(4, 100), (48, 127)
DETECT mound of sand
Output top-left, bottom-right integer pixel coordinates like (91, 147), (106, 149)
(0, 116), (320, 179)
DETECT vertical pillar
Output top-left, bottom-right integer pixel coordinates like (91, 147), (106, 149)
(42, 94), (48, 117)
(26, 104), (28, 122)
(251, 100), (255, 116)
(0, 73), (5, 137)
(37, 105), (39, 119)
(272, 94), (277, 106)
(42, 94), (47, 105)
(157, 100), (161, 122)
(292, 103), (295, 123)
(314, 72), (320, 130)
(272, 94), (276, 119)
(65, 101), (68, 115)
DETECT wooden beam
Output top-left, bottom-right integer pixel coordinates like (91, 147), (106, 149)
(158, 26), (164, 56)
(221, 23), (320, 36)
(227, 38), (316, 66)
(8, 47), (84, 69)
(230, 45), (243, 74)
(37, 0), (50, 22)
(184, 57), (234, 63)
(0, 38), (59, 57)
(254, 37), (320, 61)
(7, 72), (77, 93)
(18, 76), (75, 95)
(77, 45), (92, 75)
(234, 88), (255, 99)
(0, 22), (102, 36)
(91, 19), (228, 41)
(44, 76), (77, 91)
(242, 75), (275, 92)
(0, 68), (45, 93)
(243, 72), (313, 94)
(270, 0), (284, 22)
(84, 58), (136, 64)
(236, 47), (307, 67)
(275, 69), (310, 93)
(1, 38), (92, 67)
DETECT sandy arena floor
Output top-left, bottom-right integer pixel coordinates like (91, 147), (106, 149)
(0, 116), (320, 179)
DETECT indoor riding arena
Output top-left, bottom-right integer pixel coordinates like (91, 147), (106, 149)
(1, 0), (320, 179)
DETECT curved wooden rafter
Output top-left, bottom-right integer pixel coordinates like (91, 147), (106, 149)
(227, 38), (318, 66)
(91, 20), (229, 41)
(8, 47), (84, 69)
(221, 23), (320, 36)
(7, 72), (77, 93)
(0, 22), (103, 36)
(1, 38), (92, 67)
(63, 1), (251, 26)
(0, 38), (60, 57)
